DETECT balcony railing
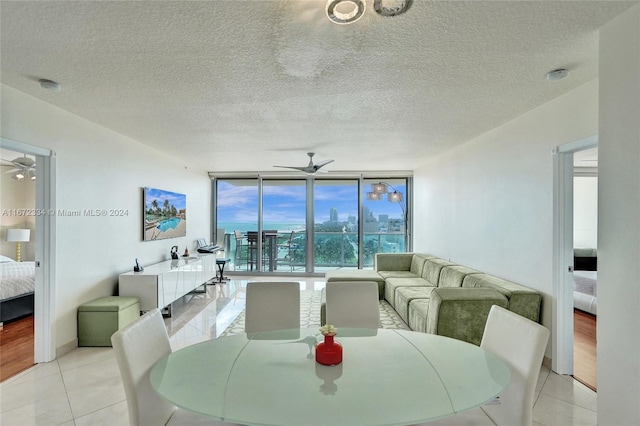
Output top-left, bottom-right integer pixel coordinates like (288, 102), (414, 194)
(226, 231), (406, 271)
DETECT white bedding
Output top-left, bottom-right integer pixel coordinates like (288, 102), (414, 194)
(0, 261), (36, 300)
(573, 270), (597, 315)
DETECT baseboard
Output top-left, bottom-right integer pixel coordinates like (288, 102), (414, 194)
(56, 338), (77, 359)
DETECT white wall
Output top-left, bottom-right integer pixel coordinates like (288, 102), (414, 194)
(413, 80), (599, 337)
(597, 4), (640, 424)
(573, 176), (598, 249)
(1, 85), (212, 351)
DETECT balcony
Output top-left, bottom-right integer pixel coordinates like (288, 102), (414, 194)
(226, 231), (406, 272)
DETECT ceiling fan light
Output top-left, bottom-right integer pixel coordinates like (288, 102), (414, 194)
(326, 0), (366, 25)
(12, 171), (25, 180)
(29, 171), (36, 180)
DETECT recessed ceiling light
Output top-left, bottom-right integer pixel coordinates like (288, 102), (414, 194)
(546, 68), (568, 81)
(39, 79), (61, 91)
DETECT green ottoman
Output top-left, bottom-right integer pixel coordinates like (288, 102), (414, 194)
(78, 296), (140, 347)
(325, 269), (385, 299)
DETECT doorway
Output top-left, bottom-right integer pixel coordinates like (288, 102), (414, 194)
(0, 147), (36, 380)
(0, 137), (56, 364)
(572, 147), (598, 390)
(552, 135), (598, 389)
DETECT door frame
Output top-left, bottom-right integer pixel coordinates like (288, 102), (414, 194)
(1, 137), (56, 362)
(552, 134), (597, 374)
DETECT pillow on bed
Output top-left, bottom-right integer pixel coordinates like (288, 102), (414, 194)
(0, 255), (15, 262)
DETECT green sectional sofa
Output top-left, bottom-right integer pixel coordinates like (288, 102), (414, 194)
(325, 253), (542, 346)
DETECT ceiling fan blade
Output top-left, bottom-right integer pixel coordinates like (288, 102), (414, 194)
(3, 168), (20, 174)
(273, 165), (307, 172)
(314, 159), (334, 168)
(314, 168), (330, 173)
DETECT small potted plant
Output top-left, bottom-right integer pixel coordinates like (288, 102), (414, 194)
(316, 324), (342, 366)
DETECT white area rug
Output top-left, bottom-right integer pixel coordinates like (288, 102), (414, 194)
(220, 290), (409, 336)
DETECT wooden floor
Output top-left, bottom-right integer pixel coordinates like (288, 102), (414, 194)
(0, 315), (35, 382)
(573, 308), (597, 391)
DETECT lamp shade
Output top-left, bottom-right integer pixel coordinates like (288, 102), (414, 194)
(371, 182), (388, 194)
(6, 228), (31, 242)
(366, 192), (382, 201)
(388, 191), (403, 203)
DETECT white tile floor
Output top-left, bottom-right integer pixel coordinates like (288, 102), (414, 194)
(0, 276), (597, 426)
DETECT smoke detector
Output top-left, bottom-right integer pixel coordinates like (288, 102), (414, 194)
(39, 79), (61, 91)
(546, 69), (568, 81)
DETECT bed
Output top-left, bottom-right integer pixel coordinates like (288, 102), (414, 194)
(573, 248), (597, 315)
(0, 255), (35, 323)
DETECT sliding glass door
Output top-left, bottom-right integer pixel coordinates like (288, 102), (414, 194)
(214, 176), (410, 274)
(216, 179), (258, 271)
(262, 180), (306, 272)
(313, 180), (359, 271)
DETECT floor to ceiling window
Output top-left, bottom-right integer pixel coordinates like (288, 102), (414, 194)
(362, 178), (408, 267)
(216, 179), (258, 271)
(313, 179), (359, 272)
(213, 175), (410, 274)
(262, 180), (306, 272)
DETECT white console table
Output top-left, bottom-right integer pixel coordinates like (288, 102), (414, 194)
(119, 254), (217, 313)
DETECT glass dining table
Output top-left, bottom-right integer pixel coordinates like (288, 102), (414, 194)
(150, 328), (510, 426)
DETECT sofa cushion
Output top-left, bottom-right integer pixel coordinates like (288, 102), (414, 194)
(384, 277), (432, 308)
(427, 287), (508, 346)
(395, 286), (436, 323)
(376, 253), (433, 280)
(461, 273), (541, 322)
(421, 258), (454, 286)
(325, 269), (385, 299)
(438, 265), (481, 288)
(408, 299), (430, 333)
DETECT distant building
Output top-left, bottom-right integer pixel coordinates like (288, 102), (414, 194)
(364, 208), (378, 233)
(330, 207), (338, 222)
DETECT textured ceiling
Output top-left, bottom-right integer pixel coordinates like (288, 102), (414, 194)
(0, 1), (634, 174)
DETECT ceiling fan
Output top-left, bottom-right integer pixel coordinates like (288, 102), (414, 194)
(274, 152), (334, 175)
(1, 154), (36, 180)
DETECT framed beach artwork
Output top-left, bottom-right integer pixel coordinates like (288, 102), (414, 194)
(143, 187), (187, 241)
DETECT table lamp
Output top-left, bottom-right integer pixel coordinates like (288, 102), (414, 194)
(6, 228), (30, 262)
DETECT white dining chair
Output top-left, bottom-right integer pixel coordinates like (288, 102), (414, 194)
(423, 304), (550, 426)
(325, 281), (380, 328)
(111, 309), (235, 426)
(245, 281), (300, 333)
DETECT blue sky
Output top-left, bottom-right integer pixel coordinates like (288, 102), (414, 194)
(145, 187), (187, 211)
(217, 180), (406, 224)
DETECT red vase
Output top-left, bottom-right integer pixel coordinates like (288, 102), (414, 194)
(316, 334), (343, 366)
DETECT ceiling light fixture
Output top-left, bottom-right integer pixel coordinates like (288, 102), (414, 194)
(546, 68), (568, 81)
(2, 154), (36, 181)
(374, 0), (412, 17)
(326, 0), (366, 25)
